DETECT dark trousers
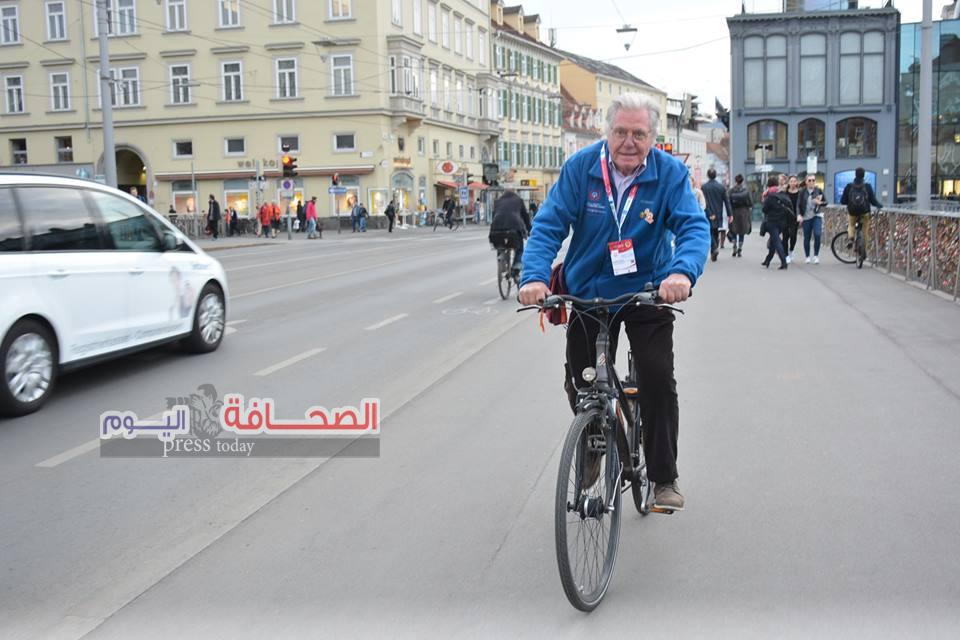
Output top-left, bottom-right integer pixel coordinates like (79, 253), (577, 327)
(764, 222), (787, 265)
(387, 214), (395, 232)
(782, 224), (798, 254)
(710, 227), (719, 256)
(564, 305), (679, 483)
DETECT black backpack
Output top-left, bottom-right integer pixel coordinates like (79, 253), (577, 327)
(847, 183), (870, 215)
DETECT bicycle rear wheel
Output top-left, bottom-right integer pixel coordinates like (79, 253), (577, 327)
(856, 230), (866, 269)
(497, 248), (513, 300)
(831, 231), (857, 264)
(555, 408), (622, 612)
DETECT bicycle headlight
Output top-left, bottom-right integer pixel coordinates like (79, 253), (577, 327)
(582, 367), (597, 383)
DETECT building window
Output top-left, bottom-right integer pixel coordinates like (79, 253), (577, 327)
(94, 0), (137, 36)
(836, 117), (877, 158)
(50, 72), (70, 111)
(45, 2), (67, 40)
(413, 0), (421, 35)
(840, 31), (884, 105)
(403, 56), (415, 97)
(274, 0), (295, 24)
(174, 140), (193, 158)
(797, 118), (825, 160)
(329, 0), (351, 19)
(219, 0), (240, 27)
(747, 119), (788, 161)
(764, 35), (786, 107)
(331, 55), (353, 96)
(478, 30), (486, 66)
(441, 9), (449, 48)
(427, 2), (437, 42)
(799, 34), (826, 107)
(10, 138), (26, 164)
(222, 61), (242, 101)
(334, 133), (355, 151)
(417, 136), (425, 155)
(446, 141), (452, 158)
(432, 139), (439, 157)
(165, 0), (187, 31)
(458, 144), (464, 160)
(279, 135), (299, 152)
(392, 0), (402, 26)
(55, 136), (72, 163)
(454, 17), (462, 54)
(429, 68), (438, 105)
(276, 58), (297, 98)
(456, 78), (463, 113)
(5, 75), (24, 113)
(1, 6), (20, 44)
(522, 93), (529, 122)
(443, 73), (450, 110)
(224, 137), (245, 155)
(114, 67), (140, 106)
(465, 22), (473, 59)
(743, 36), (763, 108)
(389, 56), (397, 94)
(170, 64), (191, 104)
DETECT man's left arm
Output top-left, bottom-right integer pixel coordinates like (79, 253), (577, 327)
(662, 170), (710, 300)
(868, 184), (883, 209)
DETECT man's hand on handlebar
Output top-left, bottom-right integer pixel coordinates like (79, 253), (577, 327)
(658, 273), (692, 304)
(518, 282), (550, 306)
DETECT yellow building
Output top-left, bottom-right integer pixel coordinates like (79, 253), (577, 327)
(558, 50), (667, 139)
(0, 0), (500, 221)
(488, 2), (563, 203)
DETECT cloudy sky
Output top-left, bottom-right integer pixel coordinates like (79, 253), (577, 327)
(517, 0), (925, 116)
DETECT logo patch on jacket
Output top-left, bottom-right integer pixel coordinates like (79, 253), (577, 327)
(641, 208), (655, 224)
(588, 190), (601, 202)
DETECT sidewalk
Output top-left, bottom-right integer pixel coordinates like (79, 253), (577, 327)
(192, 221), (488, 252)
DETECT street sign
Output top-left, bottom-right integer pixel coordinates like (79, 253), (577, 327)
(806, 154), (818, 175)
(458, 186), (469, 202)
(756, 164), (774, 173)
(328, 186), (348, 194)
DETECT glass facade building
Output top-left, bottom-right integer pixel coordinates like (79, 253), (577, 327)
(898, 20), (960, 200)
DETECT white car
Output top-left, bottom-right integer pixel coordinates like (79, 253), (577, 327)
(0, 174), (228, 416)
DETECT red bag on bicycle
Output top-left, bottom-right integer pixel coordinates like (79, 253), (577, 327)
(545, 262), (567, 326)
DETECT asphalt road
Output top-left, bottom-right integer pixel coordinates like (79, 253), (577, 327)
(2, 226), (959, 639)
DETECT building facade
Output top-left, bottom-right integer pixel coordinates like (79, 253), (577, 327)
(0, 0), (500, 219)
(727, 6), (899, 204)
(488, 2), (563, 202)
(560, 85), (601, 158)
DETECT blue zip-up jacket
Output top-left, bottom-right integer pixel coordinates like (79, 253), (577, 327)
(520, 141), (710, 298)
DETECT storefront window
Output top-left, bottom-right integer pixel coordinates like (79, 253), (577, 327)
(368, 188), (388, 215)
(334, 175), (360, 215)
(836, 117), (877, 158)
(797, 118), (825, 160)
(747, 119), (788, 161)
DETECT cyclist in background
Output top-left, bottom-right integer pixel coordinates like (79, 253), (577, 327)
(839, 167), (882, 250)
(489, 190), (531, 279)
(518, 93), (710, 512)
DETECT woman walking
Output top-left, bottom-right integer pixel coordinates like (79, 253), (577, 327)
(783, 175), (801, 263)
(727, 174), (752, 257)
(761, 176), (792, 270)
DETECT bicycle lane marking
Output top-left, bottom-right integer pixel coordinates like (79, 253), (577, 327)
(433, 292), (463, 304)
(365, 314), (409, 331)
(254, 348), (327, 377)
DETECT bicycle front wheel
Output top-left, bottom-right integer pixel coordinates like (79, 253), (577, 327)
(555, 408), (622, 612)
(831, 231), (857, 264)
(497, 249), (513, 300)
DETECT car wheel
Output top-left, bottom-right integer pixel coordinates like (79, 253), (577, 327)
(0, 319), (58, 417)
(183, 283), (225, 354)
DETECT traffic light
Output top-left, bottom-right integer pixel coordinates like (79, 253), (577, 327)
(281, 154), (298, 178)
(655, 143), (673, 154)
(331, 172), (340, 186)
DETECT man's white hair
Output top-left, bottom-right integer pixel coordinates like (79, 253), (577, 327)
(605, 93), (660, 138)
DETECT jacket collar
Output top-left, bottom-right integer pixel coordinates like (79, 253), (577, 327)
(587, 141), (659, 185)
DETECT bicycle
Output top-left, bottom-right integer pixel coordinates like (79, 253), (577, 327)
(831, 213), (870, 269)
(493, 238), (522, 300)
(518, 287), (685, 611)
(432, 209), (461, 231)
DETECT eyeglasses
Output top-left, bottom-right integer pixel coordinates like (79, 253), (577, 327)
(610, 128), (650, 143)
(805, 178), (816, 182)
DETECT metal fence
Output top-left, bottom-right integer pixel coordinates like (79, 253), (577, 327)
(823, 205), (960, 302)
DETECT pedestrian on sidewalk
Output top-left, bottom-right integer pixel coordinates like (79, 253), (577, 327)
(702, 168), (732, 263)
(358, 203), (368, 232)
(783, 175), (801, 263)
(350, 197), (361, 232)
(727, 174), (752, 257)
(306, 196), (320, 239)
(296, 199), (305, 233)
(798, 175), (825, 263)
(270, 201), (281, 238)
(385, 198), (396, 233)
(258, 202), (272, 239)
(229, 208), (239, 236)
(761, 176), (791, 270)
(206, 194), (221, 240)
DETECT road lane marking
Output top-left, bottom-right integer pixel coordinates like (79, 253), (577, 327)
(478, 277), (497, 286)
(365, 313), (409, 331)
(483, 298), (502, 305)
(432, 292), (463, 304)
(226, 319), (247, 325)
(254, 347), (327, 377)
(35, 411), (162, 468)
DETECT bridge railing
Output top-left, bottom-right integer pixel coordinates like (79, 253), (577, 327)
(823, 205), (960, 302)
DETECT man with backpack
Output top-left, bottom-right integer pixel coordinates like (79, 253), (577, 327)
(839, 167), (882, 250)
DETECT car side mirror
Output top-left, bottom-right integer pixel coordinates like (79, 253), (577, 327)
(162, 231), (179, 251)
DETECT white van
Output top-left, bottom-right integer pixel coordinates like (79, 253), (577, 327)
(0, 175), (228, 416)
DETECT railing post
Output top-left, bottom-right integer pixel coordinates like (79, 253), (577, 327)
(929, 216), (937, 291)
(954, 221), (960, 301)
(907, 215), (915, 281)
(888, 212), (895, 274)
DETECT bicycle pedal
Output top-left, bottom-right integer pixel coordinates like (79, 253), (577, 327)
(622, 386), (639, 397)
(649, 506), (677, 515)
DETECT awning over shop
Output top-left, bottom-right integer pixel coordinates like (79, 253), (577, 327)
(468, 182), (488, 190)
(435, 180), (459, 189)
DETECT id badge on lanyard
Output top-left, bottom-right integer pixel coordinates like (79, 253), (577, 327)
(600, 143), (638, 276)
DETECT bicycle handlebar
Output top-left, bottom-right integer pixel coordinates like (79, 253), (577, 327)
(517, 288), (686, 314)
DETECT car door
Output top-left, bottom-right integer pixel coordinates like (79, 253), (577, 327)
(0, 187), (34, 338)
(85, 189), (191, 344)
(18, 185), (130, 363)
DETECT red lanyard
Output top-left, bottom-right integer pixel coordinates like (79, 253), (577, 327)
(599, 143), (638, 241)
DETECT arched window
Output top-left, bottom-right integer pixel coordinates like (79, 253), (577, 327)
(836, 117), (878, 158)
(747, 119), (788, 161)
(797, 118), (825, 160)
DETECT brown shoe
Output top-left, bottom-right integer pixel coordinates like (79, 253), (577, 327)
(654, 480), (685, 511)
